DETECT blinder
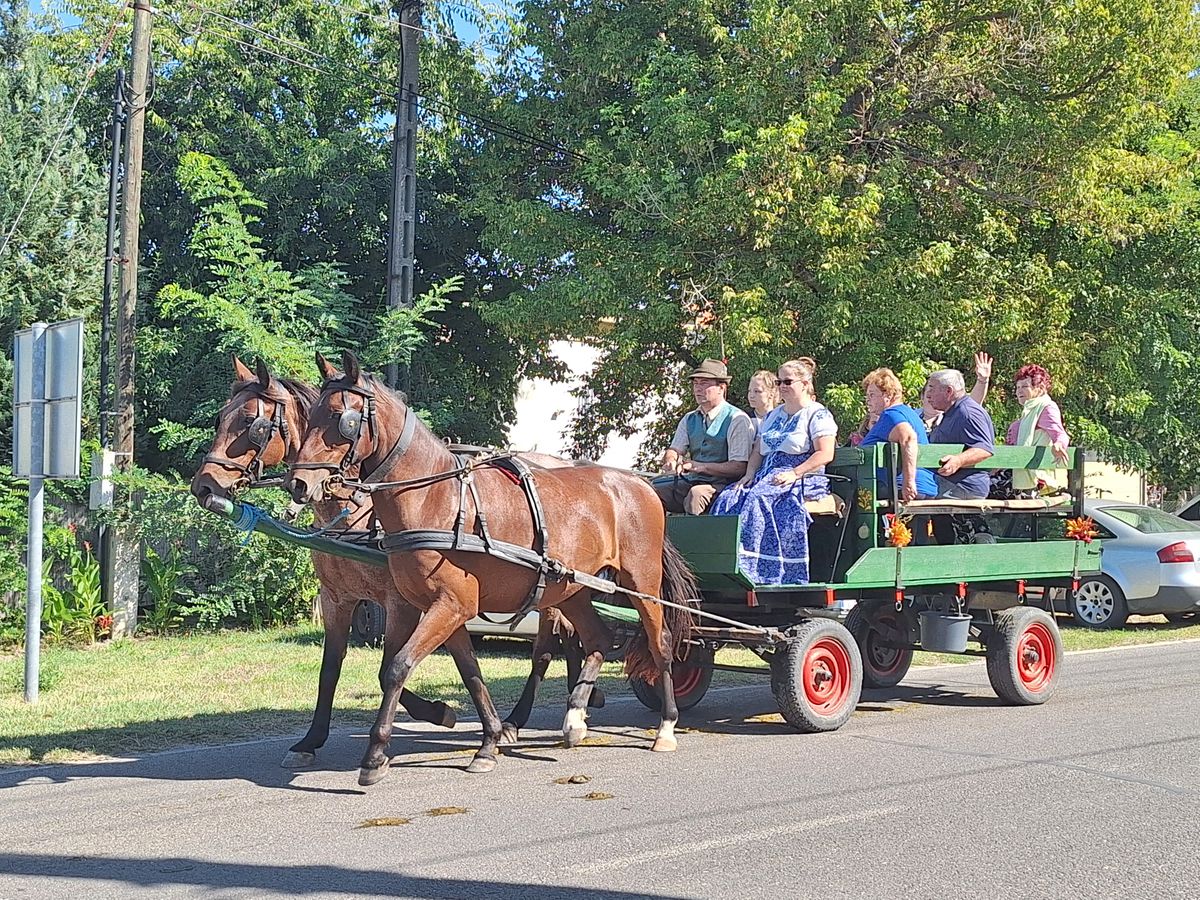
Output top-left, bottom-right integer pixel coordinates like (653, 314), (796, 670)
(338, 407), (364, 443)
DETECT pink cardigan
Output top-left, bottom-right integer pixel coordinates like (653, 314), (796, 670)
(1006, 400), (1069, 448)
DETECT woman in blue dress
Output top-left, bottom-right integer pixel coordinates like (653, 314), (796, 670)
(710, 358), (837, 584)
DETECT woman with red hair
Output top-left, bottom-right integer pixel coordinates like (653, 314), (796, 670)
(1007, 364), (1070, 494)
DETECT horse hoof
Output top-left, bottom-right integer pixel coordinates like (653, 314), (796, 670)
(280, 750), (314, 769)
(564, 726), (587, 748)
(434, 702), (457, 730)
(651, 736), (678, 753)
(499, 723), (520, 745)
(358, 765), (389, 786)
(588, 688), (606, 710)
(466, 754), (497, 774)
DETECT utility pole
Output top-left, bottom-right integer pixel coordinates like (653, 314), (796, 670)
(110, 2), (153, 637)
(96, 70), (125, 618)
(385, 0), (420, 390)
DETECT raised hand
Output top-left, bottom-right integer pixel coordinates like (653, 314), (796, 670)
(974, 351), (993, 382)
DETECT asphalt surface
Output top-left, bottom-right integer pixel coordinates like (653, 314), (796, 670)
(1, 640), (1198, 900)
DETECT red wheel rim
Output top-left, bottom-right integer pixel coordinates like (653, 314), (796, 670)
(1017, 622), (1056, 693)
(803, 637), (852, 714)
(866, 614), (905, 675)
(673, 662), (702, 697)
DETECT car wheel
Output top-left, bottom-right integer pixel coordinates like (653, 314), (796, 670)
(1070, 575), (1128, 629)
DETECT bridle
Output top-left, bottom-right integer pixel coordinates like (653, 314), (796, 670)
(202, 388), (292, 488)
(291, 379), (418, 487)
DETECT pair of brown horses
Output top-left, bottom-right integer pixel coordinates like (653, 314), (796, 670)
(195, 352), (696, 786)
(192, 356), (609, 767)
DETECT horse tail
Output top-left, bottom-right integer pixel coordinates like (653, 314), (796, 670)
(624, 536), (699, 683)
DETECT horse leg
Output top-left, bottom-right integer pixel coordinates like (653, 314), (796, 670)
(442, 627), (506, 774)
(360, 599), (471, 786)
(624, 574), (680, 753)
(565, 626), (606, 710)
(382, 601), (457, 729)
(500, 612), (560, 745)
(558, 596), (613, 748)
(282, 590), (351, 768)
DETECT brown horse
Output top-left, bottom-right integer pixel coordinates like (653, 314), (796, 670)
(285, 351), (696, 785)
(190, 357), (602, 767)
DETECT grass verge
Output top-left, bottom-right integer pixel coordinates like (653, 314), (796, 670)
(1, 616), (1197, 765)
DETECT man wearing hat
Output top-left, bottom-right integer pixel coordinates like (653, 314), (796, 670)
(653, 359), (753, 515)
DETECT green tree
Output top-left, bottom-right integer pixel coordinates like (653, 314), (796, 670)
(475, 0), (1200, 487)
(54, 0), (534, 455)
(0, 0), (106, 462)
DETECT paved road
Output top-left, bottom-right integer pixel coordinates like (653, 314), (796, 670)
(1, 641), (1198, 900)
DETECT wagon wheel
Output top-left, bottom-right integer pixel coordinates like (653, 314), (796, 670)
(770, 619), (862, 733)
(629, 643), (714, 713)
(846, 604), (914, 689)
(985, 607), (1064, 705)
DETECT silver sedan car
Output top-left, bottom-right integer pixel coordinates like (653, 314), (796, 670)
(1071, 500), (1200, 628)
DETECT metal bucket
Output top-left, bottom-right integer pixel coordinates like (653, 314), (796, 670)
(918, 611), (972, 653)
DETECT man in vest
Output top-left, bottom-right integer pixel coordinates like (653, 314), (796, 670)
(653, 359), (753, 515)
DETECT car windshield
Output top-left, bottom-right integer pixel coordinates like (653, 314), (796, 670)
(1100, 506), (1200, 535)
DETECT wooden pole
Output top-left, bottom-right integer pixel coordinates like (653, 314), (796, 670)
(109, 1), (153, 638)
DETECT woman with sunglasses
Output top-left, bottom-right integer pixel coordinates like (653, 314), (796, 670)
(710, 358), (838, 584)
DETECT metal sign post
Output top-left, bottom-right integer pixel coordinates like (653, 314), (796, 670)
(13, 318), (84, 703)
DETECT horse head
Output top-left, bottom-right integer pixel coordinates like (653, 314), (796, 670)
(190, 356), (312, 510)
(285, 350), (414, 505)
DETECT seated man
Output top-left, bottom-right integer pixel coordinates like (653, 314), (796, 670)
(653, 359), (752, 515)
(922, 368), (996, 544)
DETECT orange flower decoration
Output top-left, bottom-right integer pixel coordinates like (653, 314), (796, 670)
(1066, 516), (1099, 543)
(889, 519), (913, 548)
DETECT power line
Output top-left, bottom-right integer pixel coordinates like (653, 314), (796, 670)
(168, 8), (588, 162)
(0, 2), (131, 261)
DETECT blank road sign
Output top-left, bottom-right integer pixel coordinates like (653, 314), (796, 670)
(12, 318), (84, 479)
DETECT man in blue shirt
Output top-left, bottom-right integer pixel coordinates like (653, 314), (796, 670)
(923, 368), (996, 544)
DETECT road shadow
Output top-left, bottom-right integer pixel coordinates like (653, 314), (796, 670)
(0, 852), (686, 899)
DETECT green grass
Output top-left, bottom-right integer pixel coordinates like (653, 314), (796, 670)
(1, 616), (1197, 765)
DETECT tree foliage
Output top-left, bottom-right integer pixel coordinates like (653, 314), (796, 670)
(0, 0), (106, 463)
(476, 0), (1200, 487)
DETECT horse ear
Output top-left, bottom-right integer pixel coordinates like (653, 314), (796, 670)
(255, 358), (272, 390)
(232, 355), (254, 383)
(341, 350), (362, 384)
(315, 352), (339, 382)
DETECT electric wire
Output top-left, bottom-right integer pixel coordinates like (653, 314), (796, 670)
(166, 7), (588, 161)
(0, 1), (132, 260)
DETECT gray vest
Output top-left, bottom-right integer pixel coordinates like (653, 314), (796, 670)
(685, 404), (735, 484)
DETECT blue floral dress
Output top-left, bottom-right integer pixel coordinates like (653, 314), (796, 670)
(709, 403), (837, 585)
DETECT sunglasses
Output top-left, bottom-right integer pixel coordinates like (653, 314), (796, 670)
(776, 378), (802, 386)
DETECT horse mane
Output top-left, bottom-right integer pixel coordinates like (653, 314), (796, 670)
(230, 376), (320, 419)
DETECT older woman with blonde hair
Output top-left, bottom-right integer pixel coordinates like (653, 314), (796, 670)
(710, 357), (838, 584)
(859, 368), (937, 502)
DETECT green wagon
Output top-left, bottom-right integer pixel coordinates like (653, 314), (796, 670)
(630, 443), (1101, 732)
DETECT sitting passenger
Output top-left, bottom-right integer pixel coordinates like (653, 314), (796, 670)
(1006, 364), (1070, 496)
(859, 368), (938, 502)
(745, 368), (780, 439)
(653, 359), (753, 515)
(921, 352), (993, 433)
(923, 368), (996, 545)
(710, 358), (838, 584)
